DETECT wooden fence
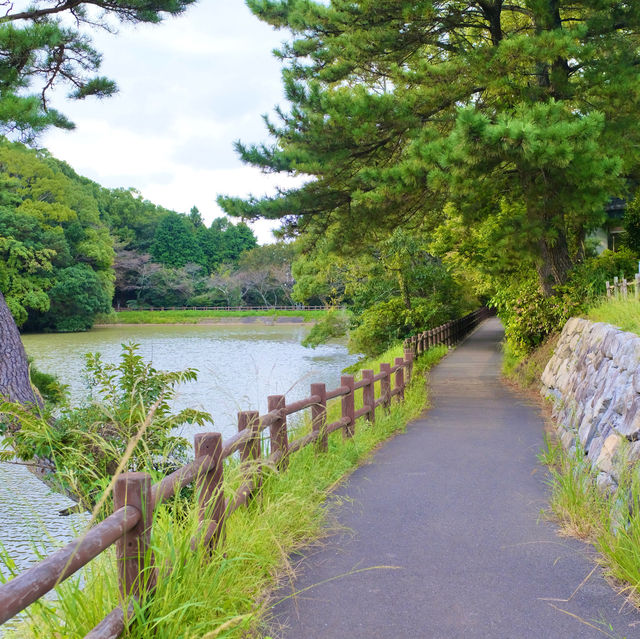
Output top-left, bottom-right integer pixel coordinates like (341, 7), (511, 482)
(605, 274), (640, 300)
(116, 305), (328, 312)
(0, 307), (490, 638)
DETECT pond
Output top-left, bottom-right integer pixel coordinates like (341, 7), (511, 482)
(1, 322), (358, 578)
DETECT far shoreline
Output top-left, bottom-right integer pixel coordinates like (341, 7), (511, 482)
(94, 316), (313, 327)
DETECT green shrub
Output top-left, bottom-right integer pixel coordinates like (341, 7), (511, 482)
(623, 191), (640, 253)
(36, 264), (112, 332)
(348, 297), (452, 357)
(1, 344), (212, 511)
(28, 360), (68, 406)
(491, 277), (579, 355)
(301, 308), (349, 348)
(565, 248), (639, 302)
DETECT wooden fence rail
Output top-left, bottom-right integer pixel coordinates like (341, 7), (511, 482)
(605, 274), (640, 300)
(116, 305), (329, 312)
(0, 307), (490, 637)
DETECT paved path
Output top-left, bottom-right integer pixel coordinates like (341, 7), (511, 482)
(269, 318), (640, 638)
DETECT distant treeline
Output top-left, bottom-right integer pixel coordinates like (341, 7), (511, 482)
(0, 138), (296, 331)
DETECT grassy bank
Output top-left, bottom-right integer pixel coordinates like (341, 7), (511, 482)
(502, 334), (560, 391)
(97, 309), (327, 325)
(540, 438), (640, 607)
(585, 297), (640, 335)
(4, 344), (447, 639)
(503, 296), (640, 389)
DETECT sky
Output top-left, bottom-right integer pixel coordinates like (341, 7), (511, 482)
(40, 1), (298, 243)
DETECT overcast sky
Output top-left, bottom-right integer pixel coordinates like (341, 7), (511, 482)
(40, 1), (297, 243)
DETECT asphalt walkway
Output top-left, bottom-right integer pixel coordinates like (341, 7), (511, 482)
(270, 318), (640, 638)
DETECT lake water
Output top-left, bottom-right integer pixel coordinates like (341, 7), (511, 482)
(1, 323), (358, 578)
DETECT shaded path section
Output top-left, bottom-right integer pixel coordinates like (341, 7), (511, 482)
(270, 318), (640, 638)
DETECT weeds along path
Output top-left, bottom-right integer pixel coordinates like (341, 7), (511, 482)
(270, 318), (640, 639)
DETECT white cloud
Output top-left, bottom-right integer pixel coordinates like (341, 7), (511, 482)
(40, 0), (297, 244)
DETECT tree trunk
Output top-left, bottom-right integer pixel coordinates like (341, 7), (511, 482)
(397, 272), (412, 310)
(537, 231), (573, 296)
(0, 291), (41, 410)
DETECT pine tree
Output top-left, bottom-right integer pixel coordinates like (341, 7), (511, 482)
(151, 212), (204, 269)
(0, 0), (196, 141)
(219, 0), (640, 294)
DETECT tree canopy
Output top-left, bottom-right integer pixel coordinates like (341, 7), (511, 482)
(0, 139), (114, 329)
(219, 0), (640, 295)
(0, 0), (196, 141)
(0, 138), (265, 324)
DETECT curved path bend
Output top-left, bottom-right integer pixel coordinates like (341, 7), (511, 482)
(270, 318), (640, 638)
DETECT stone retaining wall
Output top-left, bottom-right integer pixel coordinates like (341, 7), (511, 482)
(541, 317), (640, 489)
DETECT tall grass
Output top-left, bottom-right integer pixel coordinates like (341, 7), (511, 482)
(540, 437), (640, 606)
(3, 345), (447, 638)
(501, 334), (560, 390)
(97, 309), (326, 325)
(585, 298), (640, 335)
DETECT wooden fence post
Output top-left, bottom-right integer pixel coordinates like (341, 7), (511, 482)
(614, 276), (619, 298)
(622, 278), (629, 299)
(362, 369), (376, 425)
(268, 395), (288, 468)
(311, 382), (328, 453)
(238, 410), (261, 498)
(403, 350), (413, 385)
(380, 362), (392, 410)
(114, 472), (155, 599)
(341, 375), (355, 438)
(193, 432), (225, 551)
(636, 274), (640, 301)
(394, 356), (405, 401)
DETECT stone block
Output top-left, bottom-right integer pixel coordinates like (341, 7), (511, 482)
(560, 429), (575, 450)
(634, 371), (640, 394)
(596, 472), (617, 495)
(569, 332), (581, 351)
(588, 435), (604, 466)
(564, 317), (581, 335)
(615, 338), (640, 372)
(596, 433), (621, 475)
(578, 415), (597, 451)
(619, 395), (640, 439)
(627, 441), (640, 463)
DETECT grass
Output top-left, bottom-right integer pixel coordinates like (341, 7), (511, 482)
(539, 435), (640, 607)
(538, 436), (609, 541)
(96, 309), (327, 325)
(3, 344), (448, 638)
(584, 297), (640, 335)
(501, 333), (560, 391)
